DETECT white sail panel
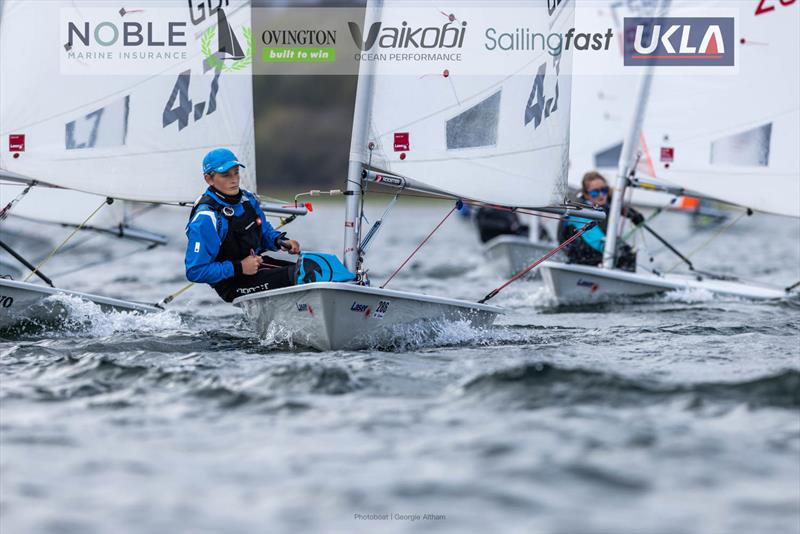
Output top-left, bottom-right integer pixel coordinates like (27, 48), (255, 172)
(568, 1), (678, 209)
(361, 3), (575, 208)
(640, 2), (800, 217)
(0, 0), (256, 204)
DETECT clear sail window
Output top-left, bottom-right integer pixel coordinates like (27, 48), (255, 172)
(594, 141), (623, 168)
(446, 91), (501, 150)
(710, 123), (772, 167)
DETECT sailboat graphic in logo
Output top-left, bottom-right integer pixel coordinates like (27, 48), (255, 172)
(200, 9), (253, 72)
(216, 8), (244, 60)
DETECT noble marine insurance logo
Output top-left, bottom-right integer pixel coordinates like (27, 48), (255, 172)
(61, 2), (251, 73)
(64, 9), (188, 60)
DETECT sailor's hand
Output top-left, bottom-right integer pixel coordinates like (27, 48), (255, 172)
(283, 239), (301, 255)
(241, 255), (263, 275)
(625, 207), (645, 226)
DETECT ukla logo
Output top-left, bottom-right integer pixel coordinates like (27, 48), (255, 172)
(623, 17), (734, 66)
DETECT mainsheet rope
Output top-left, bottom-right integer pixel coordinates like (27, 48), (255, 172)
(380, 203), (459, 289)
(666, 208), (752, 273)
(23, 198), (111, 282)
(156, 216), (297, 308)
(478, 221), (597, 304)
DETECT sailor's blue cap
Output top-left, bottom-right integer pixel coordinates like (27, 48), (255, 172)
(202, 148), (245, 174)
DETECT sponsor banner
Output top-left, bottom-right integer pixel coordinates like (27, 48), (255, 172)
(58, 4), (743, 76)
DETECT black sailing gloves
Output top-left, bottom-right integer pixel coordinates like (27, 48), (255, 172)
(625, 207), (646, 226)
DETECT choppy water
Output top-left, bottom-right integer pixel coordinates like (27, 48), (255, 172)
(1, 201), (799, 534)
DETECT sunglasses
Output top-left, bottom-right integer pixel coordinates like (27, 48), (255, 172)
(587, 187), (609, 198)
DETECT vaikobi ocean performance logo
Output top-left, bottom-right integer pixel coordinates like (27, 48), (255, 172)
(623, 17), (735, 66)
(348, 16), (468, 63)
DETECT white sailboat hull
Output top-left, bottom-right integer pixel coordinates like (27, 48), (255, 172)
(540, 261), (789, 302)
(482, 235), (562, 279)
(234, 282), (502, 351)
(0, 279), (159, 329)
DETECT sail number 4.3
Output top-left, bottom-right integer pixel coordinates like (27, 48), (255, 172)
(524, 50), (562, 129)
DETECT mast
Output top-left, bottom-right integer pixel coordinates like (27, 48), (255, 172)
(602, 0), (670, 269)
(343, 0), (382, 273)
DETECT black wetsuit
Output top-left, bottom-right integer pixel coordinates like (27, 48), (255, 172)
(475, 207), (530, 243)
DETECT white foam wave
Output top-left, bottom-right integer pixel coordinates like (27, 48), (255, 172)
(42, 294), (182, 337)
(257, 321), (297, 350)
(657, 287), (719, 304)
(491, 283), (555, 309)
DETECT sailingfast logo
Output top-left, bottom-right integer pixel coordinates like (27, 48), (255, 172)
(623, 17), (735, 66)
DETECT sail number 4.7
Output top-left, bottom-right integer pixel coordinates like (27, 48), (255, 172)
(163, 70), (221, 131)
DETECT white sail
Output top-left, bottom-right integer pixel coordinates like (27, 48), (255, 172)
(568, 2), (799, 217)
(0, 0), (256, 205)
(639, 2), (799, 217)
(568, 1), (678, 209)
(360, 2), (575, 209)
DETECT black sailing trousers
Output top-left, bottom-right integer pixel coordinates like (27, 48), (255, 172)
(213, 257), (296, 303)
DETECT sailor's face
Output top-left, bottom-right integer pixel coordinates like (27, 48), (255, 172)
(585, 178), (609, 207)
(205, 166), (240, 195)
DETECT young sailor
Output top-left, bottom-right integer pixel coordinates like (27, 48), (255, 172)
(185, 148), (301, 302)
(558, 171), (642, 271)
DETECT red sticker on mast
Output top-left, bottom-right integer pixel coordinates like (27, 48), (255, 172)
(9, 134), (25, 152)
(394, 132), (409, 152)
(660, 147), (674, 163)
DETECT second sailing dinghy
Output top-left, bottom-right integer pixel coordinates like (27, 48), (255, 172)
(235, 0), (593, 350)
(541, 1), (800, 302)
(482, 233), (561, 280)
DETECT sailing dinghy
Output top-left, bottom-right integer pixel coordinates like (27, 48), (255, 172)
(541, 1), (799, 302)
(0, 0), (277, 327)
(235, 0), (597, 350)
(482, 234), (561, 279)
